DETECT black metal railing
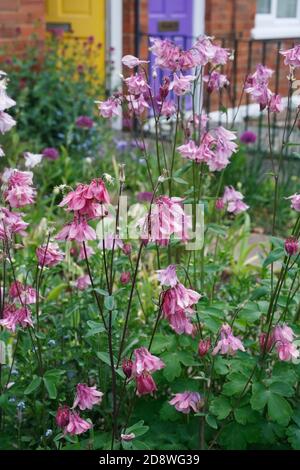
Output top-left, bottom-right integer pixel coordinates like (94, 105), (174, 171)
(138, 33), (300, 157)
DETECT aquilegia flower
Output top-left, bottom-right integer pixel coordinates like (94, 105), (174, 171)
(73, 383), (103, 410)
(2, 169), (36, 208)
(212, 323), (245, 356)
(9, 281), (37, 305)
(221, 186), (249, 214)
(0, 111), (16, 134)
(36, 242), (64, 267)
(287, 193), (300, 212)
(203, 71), (229, 93)
(280, 44), (300, 67)
(273, 324), (299, 362)
(0, 304), (33, 332)
(0, 207), (28, 240)
(76, 275), (91, 290)
(157, 264), (179, 288)
(23, 152), (43, 169)
(132, 347), (165, 396)
(122, 54), (149, 68)
(138, 196), (191, 246)
(169, 392), (202, 414)
(65, 411), (92, 435)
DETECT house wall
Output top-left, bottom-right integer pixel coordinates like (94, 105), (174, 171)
(0, 0), (45, 54)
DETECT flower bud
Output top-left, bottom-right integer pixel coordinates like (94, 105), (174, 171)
(198, 338), (211, 357)
(259, 332), (274, 353)
(56, 405), (70, 428)
(122, 243), (132, 256)
(285, 236), (299, 256)
(215, 198), (225, 210)
(120, 271), (131, 285)
(122, 359), (133, 378)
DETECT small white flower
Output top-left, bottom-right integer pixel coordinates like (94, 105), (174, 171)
(24, 152), (43, 169)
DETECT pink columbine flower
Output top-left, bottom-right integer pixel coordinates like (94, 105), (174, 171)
(198, 338), (211, 357)
(3, 169), (36, 208)
(56, 219), (96, 243)
(269, 94), (284, 113)
(212, 323), (245, 356)
(127, 93), (150, 115)
(287, 193), (300, 212)
(56, 405), (71, 428)
(273, 324), (299, 361)
(133, 347), (165, 376)
(169, 73), (196, 96)
(208, 127), (238, 172)
(157, 264), (179, 288)
(0, 304), (33, 332)
(161, 282), (201, 335)
(259, 332), (274, 353)
(36, 242), (64, 267)
(285, 237), (299, 256)
(97, 97), (120, 118)
(222, 186), (249, 214)
(203, 71), (229, 93)
(245, 64), (273, 110)
(9, 281), (37, 305)
(73, 383), (103, 410)
(138, 196), (191, 246)
(65, 411), (92, 435)
(122, 55), (149, 68)
(280, 45), (300, 67)
(0, 207), (28, 240)
(78, 244), (95, 261)
(169, 392), (201, 414)
(59, 179), (110, 213)
(177, 138), (214, 164)
(136, 372), (157, 396)
(120, 271), (131, 285)
(76, 275), (91, 290)
(124, 73), (150, 96)
(0, 111), (16, 134)
(161, 100), (177, 119)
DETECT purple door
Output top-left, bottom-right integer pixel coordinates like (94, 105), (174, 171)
(148, 0), (194, 107)
(148, 0), (194, 49)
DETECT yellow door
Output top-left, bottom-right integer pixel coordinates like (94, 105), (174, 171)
(46, 0), (106, 81)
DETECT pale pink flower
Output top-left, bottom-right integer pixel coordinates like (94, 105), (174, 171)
(161, 100), (177, 119)
(24, 152), (43, 169)
(269, 94), (284, 113)
(59, 179), (110, 214)
(211, 45), (231, 65)
(9, 281), (37, 305)
(56, 219), (96, 242)
(212, 323), (245, 356)
(73, 383), (103, 410)
(0, 111), (16, 134)
(127, 93), (150, 115)
(169, 73), (196, 96)
(0, 304), (33, 332)
(3, 169), (36, 208)
(280, 45), (300, 67)
(273, 324), (299, 362)
(274, 324), (295, 344)
(149, 38), (181, 70)
(192, 36), (216, 66)
(0, 88), (16, 111)
(102, 234), (124, 250)
(124, 73), (150, 95)
(133, 347), (165, 376)
(0, 207), (28, 240)
(287, 193), (300, 212)
(222, 186), (249, 214)
(276, 342), (299, 362)
(97, 97), (120, 118)
(122, 55), (149, 68)
(169, 392), (201, 414)
(65, 411), (92, 435)
(36, 242), (64, 267)
(203, 71), (229, 93)
(136, 372), (157, 396)
(245, 64), (273, 110)
(78, 244), (95, 261)
(208, 127), (237, 172)
(177, 138), (214, 164)
(138, 196), (191, 246)
(157, 264), (179, 287)
(76, 275), (91, 290)
(167, 309), (194, 335)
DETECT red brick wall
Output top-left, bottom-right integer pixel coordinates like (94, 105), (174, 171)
(122, 0), (148, 60)
(0, 0), (45, 53)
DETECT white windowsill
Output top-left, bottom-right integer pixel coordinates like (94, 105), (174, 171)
(252, 25), (300, 39)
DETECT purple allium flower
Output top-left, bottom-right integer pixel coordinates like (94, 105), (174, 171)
(114, 139), (128, 152)
(75, 116), (94, 129)
(240, 130), (257, 144)
(42, 147), (59, 160)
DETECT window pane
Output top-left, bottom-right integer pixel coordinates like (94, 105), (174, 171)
(257, 0), (271, 14)
(277, 0), (297, 17)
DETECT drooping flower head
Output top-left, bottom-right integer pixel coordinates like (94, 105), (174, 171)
(73, 383), (103, 410)
(0, 304), (33, 332)
(287, 193), (300, 212)
(212, 323), (245, 356)
(65, 411), (92, 435)
(273, 324), (299, 362)
(9, 281), (37, 305)
(169, 392), (202, 414)
(280, 45), (300, 67)
(222, 186), (249, 214)
(36, 242), (64, 267)
(157, 264), (179, 288)
(132, 347), (165, 376)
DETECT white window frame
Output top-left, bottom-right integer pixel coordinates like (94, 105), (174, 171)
(252, 0), (300, 39)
